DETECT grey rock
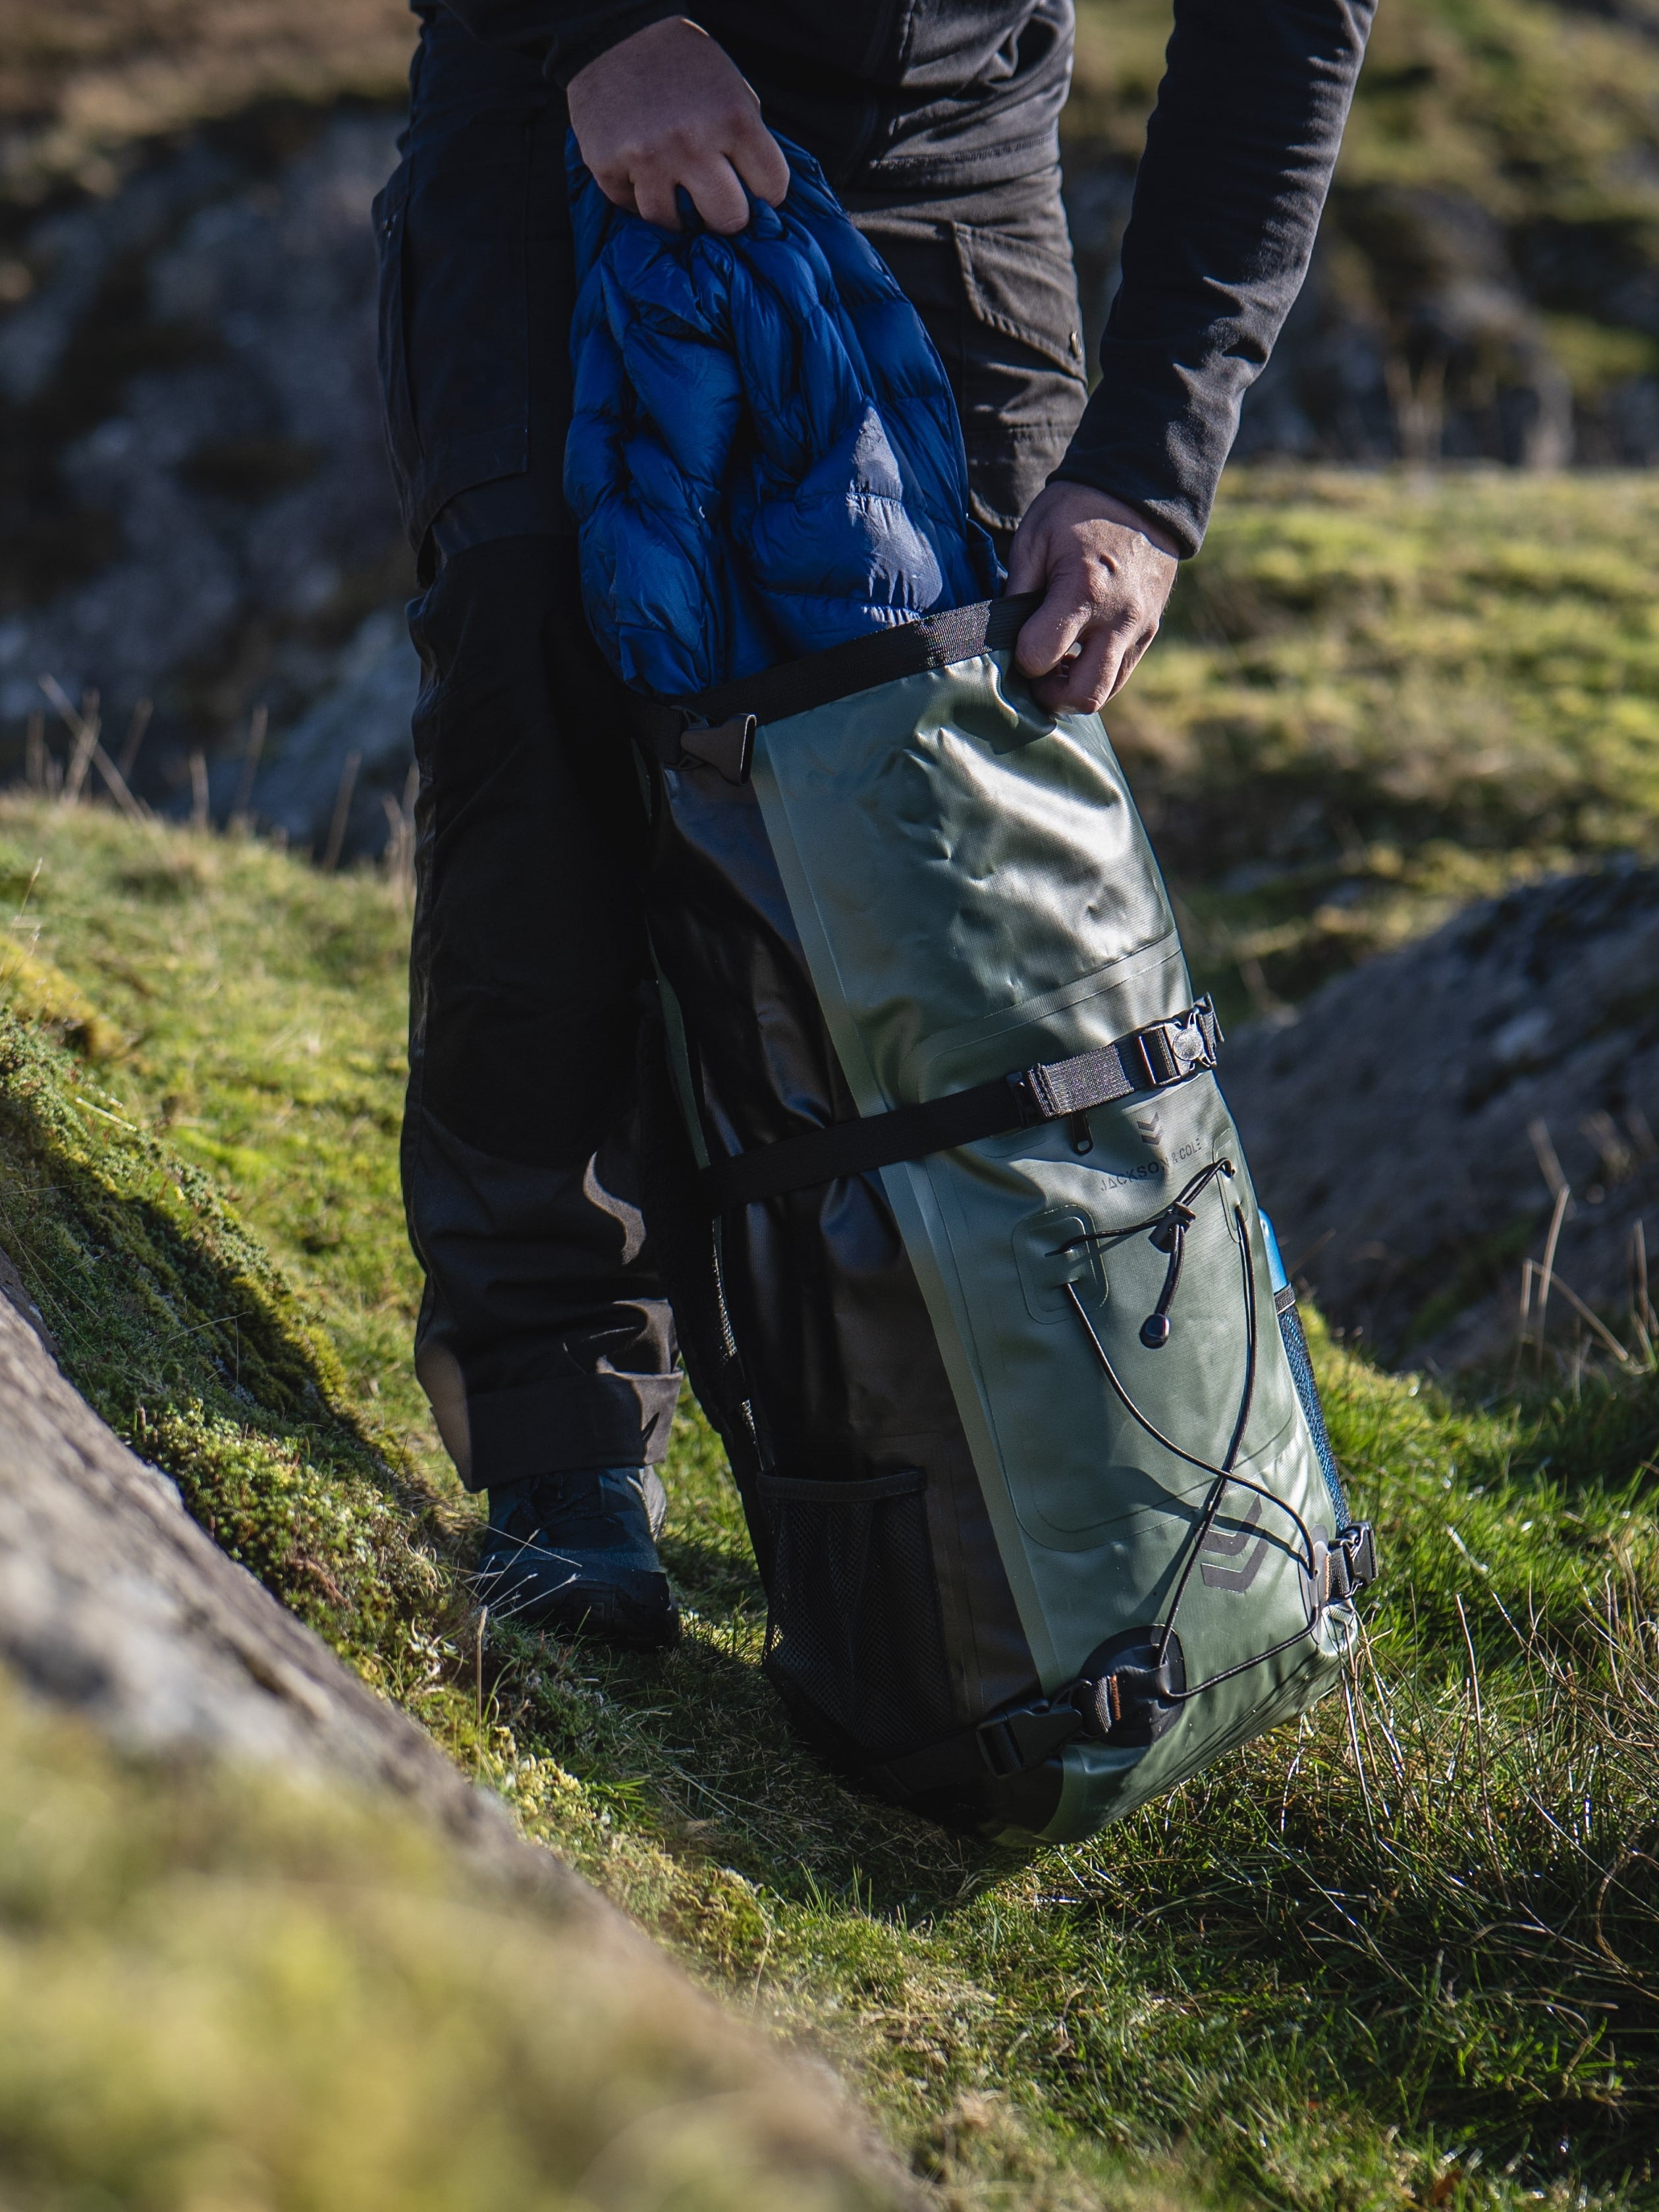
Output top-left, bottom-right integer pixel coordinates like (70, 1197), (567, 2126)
(1, 113), (406, 746)
(0, 146), (239, 405)
(1222, 865), (1659, 1370)
(251, 603), (418, 851)
(0, 1241), (54, 1356)
(0, 1270), (918, 2207)
(0, 1262), (558, 1879)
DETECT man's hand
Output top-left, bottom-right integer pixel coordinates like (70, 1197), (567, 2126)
(1006, 481), (1180, 715)
(567, 16), (789, 236)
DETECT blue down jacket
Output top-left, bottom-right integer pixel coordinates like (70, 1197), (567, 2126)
(565, 135), (998, 699)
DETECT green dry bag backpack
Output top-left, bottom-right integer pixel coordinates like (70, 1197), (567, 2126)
(630, 595), (1377, 1844)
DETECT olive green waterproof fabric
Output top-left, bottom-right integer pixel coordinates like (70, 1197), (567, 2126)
(749, 645), (1355, 1842)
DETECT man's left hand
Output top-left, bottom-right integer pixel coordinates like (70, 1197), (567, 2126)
(1006, 481), (1180, 715)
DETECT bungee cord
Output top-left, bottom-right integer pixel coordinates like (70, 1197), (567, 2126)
(1060, 1163), (1330, 1710)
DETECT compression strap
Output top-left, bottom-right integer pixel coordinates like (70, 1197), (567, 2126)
(865, 1521), (1380, 1802)
(700, 999), (1221, 1213)
(629, 593), (1045, 775)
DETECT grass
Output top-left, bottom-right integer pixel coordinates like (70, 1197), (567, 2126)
(1070, 0), (1659, 235)
(1068, 0), (1659, 445)
(1118, 469), (1659, 1018)
(0, 1681), (900, 2212)
(3, 462), (1659, 2209)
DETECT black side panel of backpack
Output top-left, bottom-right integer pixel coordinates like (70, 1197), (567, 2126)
(638, 755), (1057, 1833)
(633, 993), (775, 1578)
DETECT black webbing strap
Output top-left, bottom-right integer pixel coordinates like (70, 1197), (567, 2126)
(629, 593), (1043, 776)
(701, 998), (1221, 1213)
(866, 1694), (1088, 1799)
(867, 1520), (1381, 1802)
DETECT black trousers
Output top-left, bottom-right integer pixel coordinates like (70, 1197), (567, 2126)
(378, 9), (1089, 1491)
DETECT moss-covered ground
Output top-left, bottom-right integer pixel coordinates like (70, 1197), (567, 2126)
(0, 1682), (898, 2212)
(1117, 470), (1659, 1018)
(0, 472), (1656, 2209)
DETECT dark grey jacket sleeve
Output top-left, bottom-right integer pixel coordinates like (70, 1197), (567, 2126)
(436, 0), (680, 82)
(1054, 0), (1375, 556)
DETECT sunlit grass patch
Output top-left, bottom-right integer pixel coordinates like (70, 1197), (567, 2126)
(1120, 471), (1659, 1017)
(2, 493), (1658, 2212)
(0, 1684), (898, 2212)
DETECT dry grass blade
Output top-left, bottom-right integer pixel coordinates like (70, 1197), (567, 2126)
(116, 699), (153, 782)
(322, 749), (362, 872)
(1515, 1256), (1535, 1384)
(1535, 1179), (1572, 1374)
(39, 676), (99, 806)
(90, 741), (149, 826)
(38, 674), (147, 824)
(1455, 1592), (1508, 1899)
(230, 705), (269, 830)
(1632, 1221), (1654, 1360)
(381, 761), (417, 912)
(1542, 1274), (1636, 1367)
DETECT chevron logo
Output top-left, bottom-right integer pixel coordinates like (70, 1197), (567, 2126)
(1200, 1494), (1271, 1592)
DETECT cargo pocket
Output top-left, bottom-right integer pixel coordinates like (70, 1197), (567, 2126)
(760, 1467), (957, 1762)
(952, 222), (1089, 535)
(372, 161), (418, 533)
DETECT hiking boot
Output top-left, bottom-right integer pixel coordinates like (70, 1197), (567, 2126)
(476, 1466), (679, 1650)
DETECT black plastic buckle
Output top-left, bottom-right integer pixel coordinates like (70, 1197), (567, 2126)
(1004, 1066), (1048, 1128)
(975, 1698), (1086, 1779)
(1328, 1521), (1378, 1602)
(678, 713), (756, 785)
(1069, 1627), (1188, 1746)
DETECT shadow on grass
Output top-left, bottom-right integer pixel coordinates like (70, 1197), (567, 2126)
(0, 1010), (447, 1648)
(489, 1577), (1026, 1923)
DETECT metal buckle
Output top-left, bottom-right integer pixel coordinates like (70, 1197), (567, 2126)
(1141, 1004), (1218, 1086)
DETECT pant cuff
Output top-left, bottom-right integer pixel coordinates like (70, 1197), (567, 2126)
(464, 1370), (682, 1492)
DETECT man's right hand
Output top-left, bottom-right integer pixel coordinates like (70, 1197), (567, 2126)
(566, 16), (789, 235)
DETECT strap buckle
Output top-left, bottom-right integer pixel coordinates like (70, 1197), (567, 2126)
(1131, 997), (1220, 1089)
(975, 1698), (1086, 1778)
(1004, 1066), (1050, 1128)
(676, 713), (756, 785)
(1323, 1521), (1378, 1604)
(973, 1623), (1195, 1776)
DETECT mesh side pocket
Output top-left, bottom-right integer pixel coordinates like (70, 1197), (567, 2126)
(761, 1470), (956, 1762)
(1277, 1301), (1349, 1527)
